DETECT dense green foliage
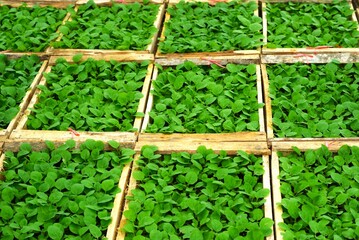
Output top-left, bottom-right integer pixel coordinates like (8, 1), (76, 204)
(0, 4), (67, 52)
(0, 55), (42, 129)
(146, 61), (262, 133)
(266, 0), (359, 48)
(159, 1), (263, 53)
(53, 1), (159, 50)
(123, 146), (273, 239)
(27, 57), (148, 132)
(0, 140), (134, 239)
(268, 62), (359, 138)
(278, 145), (359, 239)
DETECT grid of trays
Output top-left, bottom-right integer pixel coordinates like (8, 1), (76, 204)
(1, 0), (359, 239)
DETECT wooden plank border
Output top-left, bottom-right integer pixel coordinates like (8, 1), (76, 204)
(156, 0), (261, 58)
(76, 0), (165, 5)
(139, 57), (267, 151)
(261, 63), (359, 145)
(0, 141), (133, 240)
(49, 3), (166, 55)
(0, 58), (48, 141)
(262, 0), (359, 55)
(118, 149), (274, 240)
(12, 55), (154, 146)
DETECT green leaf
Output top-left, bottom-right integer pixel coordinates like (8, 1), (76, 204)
(108, 140), (120, 149)
(71, 183), (84, 195)
(101, 179), (115, 192)
(185, 170), (198, 185)
(72, 54), (83, 63)
(48, 224), (64, 240)
(89, 224), (102, 238)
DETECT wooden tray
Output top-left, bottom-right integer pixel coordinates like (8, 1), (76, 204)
(49, 2), (166, 55)
(117, 145), (273, 239)
(261, 63), (359, 145)
(0, 55), (48, 141)
(140, 56), (267, 147)
(271, 142), (359, 239)
(0, 140), (133, 240)
(262, 0), (359, 55)
(12, 54), (154, 148)
(156, 0), (261, 58)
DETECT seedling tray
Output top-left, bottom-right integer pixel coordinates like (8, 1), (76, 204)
(262, 61), (359, 145)
(117, 143), (273, 240)
(262, 0), (359, 55)
(12, 54), (154, 148)
(0, 54), (48, 142)
(271, 142), (359, 240)
(140, 56), (267, 145)
(156, 0), (262, 58)
(49, 1), (165, 55)
(0, 2), (72, 53)
(0, 139), (134, 240)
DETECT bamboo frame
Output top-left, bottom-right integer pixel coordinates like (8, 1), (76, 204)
(49, 3), (166, 55)
(0, 141), (133, 240)
(262, 0), (359, 55)
(156, 0), (261, 57)
(261, 63), (359, 145)
(13, 55), (154, 145)
(140, 57), (267, 148)
(117, 149), (274, 239)
(0, 59), (48, 141)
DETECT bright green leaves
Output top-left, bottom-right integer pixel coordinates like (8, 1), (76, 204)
(0, 140), (134, 239)
(53, 1), (159, 50)
(159, 1), (263, 53)
(0, 55), (42, 130)
(123, 146), (273, 239)
(147, 62), (262, 133)
(27, 59), (148, 132)
(278, 145), (359, 239)
(266, 1), (359, 48)
(268, 62), (359, 138)
(0, 4), (67, 52)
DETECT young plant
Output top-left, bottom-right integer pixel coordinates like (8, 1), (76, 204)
(266, 0), (359, 48)
(146, 61), (263, 133)
(278, 145), (359, 239)
(27, 57), (149, 132)
(0, 139), (134, 239)
(123, 146), (273, 239)
(0, 54), (42, 130)
(159, 1), (263, 53)
(53, 1), (159, 50)
(0, 4), (67, 52)
(267, 62), (359, 138)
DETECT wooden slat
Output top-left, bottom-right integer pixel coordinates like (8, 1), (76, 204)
(76, 0), (164, 4)
(271, 151), (284, 240)
(116, 155), (139, 240)
(135, 133), (269, 155)
(48, 54), (154, 65)
(168, 0), (258, 4)
(263, 155), (275, 240)
(272, 140), (359, 152)
(261, 64), (274, 140)
(6, 130), (136, 151)
(0, 1), (75, 7)
(146, 4), (166, 53)
(106, 163), (132, 240)
(155, 54), (260, 65)
(133, 64), (154, 132)
(261, 52), (359, 64)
